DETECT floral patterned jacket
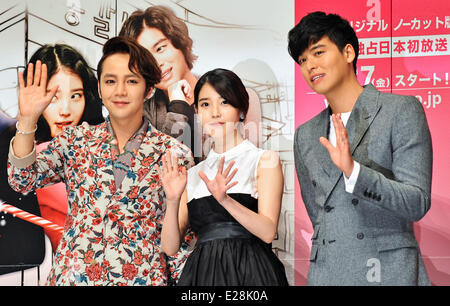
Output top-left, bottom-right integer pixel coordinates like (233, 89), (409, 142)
(7, 120), (194, 286)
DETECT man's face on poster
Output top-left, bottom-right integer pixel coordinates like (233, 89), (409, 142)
(137, 27), (191, 93)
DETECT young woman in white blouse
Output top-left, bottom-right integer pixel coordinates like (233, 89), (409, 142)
(157, 68), (288, 286)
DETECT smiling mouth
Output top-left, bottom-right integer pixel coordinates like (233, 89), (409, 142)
(311, 74), (325, 83)
(161, 68), (172, 81)
(55, 121), (73, 128)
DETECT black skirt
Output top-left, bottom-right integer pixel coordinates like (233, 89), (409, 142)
(177, 194), (288, 286)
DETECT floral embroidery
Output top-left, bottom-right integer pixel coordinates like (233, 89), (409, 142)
(7, 121), (195, 286)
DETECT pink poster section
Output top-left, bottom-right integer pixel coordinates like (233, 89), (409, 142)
(294, 0), (450, 285)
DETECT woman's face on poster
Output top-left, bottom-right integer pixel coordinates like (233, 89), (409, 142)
(42, 68), (85, 137)
(137, 26), (191, 92)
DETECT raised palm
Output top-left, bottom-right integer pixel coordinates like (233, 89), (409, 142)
(319, 113), (354, 178)
(198, 156), (238, 203)
(18, 60), (58, 121)
(155, 151), (187, 202)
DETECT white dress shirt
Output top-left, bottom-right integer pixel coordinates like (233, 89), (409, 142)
(328, 112), (360, 193)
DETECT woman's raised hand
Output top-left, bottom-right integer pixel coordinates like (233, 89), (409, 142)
(198, 156), (238, 204)
(17, 61), (58, 124)
(155, 151), (187, 202)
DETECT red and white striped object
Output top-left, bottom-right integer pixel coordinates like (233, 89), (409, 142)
(0, 200), (64, 234)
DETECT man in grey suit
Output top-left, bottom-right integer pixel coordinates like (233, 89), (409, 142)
(288, 12), (432, 285)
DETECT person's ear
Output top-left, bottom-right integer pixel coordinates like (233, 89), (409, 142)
(98, 80), (102, 99)
(344, 43), (356, 64)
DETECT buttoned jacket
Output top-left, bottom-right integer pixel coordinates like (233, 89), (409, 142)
(294, 84), (432, 285)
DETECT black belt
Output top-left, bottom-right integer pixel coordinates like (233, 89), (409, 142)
(197, 222), (255, 244)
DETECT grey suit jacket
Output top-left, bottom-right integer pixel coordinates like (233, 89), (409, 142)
(294, 84), (432, 286)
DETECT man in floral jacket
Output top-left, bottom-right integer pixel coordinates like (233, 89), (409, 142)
(7, 36), (194, 285)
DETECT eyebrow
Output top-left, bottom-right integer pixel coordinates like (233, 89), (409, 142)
(198, 97), (210, 102)
(309, 44), (326, 52)
(102, 73), (139, 78)
(46, 87), (83, 93)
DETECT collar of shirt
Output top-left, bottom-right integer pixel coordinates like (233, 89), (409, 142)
(105, 116), (150, 160)
(204, 139), (252, 168)
(105, 116), (150, 189)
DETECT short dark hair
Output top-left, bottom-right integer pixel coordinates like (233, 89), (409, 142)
(119, 5), (197, 70)
(288, 11), (359, 73)
(24, 44), (104, 143)
(194, 69), (249, 120)
(97, 36), (161, 95)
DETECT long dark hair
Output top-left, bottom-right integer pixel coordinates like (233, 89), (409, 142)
(23, 44), (104, 143)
